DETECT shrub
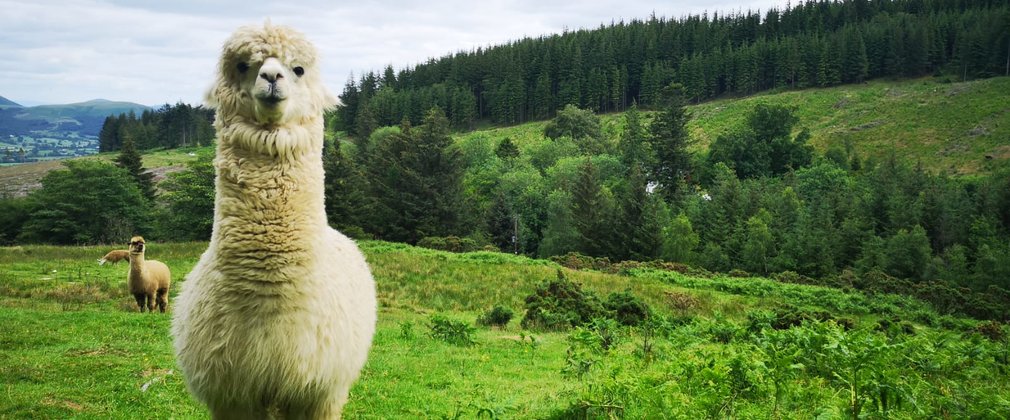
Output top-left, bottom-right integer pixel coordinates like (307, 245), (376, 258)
(549, 252), (613, 272)
(477, 305), (514, 328)
(664, 291), (699, 314)
(429, 314), (476, 346)
(521, 270), (606, 331)
(604, 290), (651, 326)
(975, 321), (1006, 342)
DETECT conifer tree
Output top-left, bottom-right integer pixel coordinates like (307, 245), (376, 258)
(323, 140), (370, 236)
(649, 84), (692, 202)
(114, 134), (154, 200)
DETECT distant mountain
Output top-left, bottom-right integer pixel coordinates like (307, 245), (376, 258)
(0, 95), (22, 109)
(0, 99), (150, 138)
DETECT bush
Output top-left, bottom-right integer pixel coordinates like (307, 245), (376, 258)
(975, 321), (1006, 342)
(522, 270), (606, 331)
(429, 314), (476, 346)
(604, 290), (651, 326)
(477, 306), (514, 328)
(549, 252), (613, 272)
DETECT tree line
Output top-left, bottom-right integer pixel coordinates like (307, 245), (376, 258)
(335, 0), (1009, 135)
(98, 103), (215, 152)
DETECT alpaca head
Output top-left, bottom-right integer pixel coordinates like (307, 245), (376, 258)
(207, 22), (336, 128)
(129, 236), (146, 255)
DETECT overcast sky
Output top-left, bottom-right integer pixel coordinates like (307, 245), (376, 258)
(1, 0), (787, 107)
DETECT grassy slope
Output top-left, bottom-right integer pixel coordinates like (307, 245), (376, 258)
(2, 241), (1005, 418)
(461, 76), (1010, 177)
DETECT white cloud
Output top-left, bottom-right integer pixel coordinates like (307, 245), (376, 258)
(0, 0), (786, 106)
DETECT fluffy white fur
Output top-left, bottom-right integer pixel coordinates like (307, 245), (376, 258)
(127, 236), (171, 313)
(172, 22), (377, 419)
(98, 249), (130, 265)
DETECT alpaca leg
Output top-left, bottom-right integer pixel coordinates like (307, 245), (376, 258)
(134, 293), (146, 312)
(146, 293), (157, 312)
(290, 392), (348, 420)
(156, 288), (169, 313)
(210, 404), (268, 420)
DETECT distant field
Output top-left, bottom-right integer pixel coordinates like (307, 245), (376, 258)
(1, 241), (1007, 418)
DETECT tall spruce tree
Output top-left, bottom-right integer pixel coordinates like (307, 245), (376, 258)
(649, 83), (692, 202)
(114, 134), (154, 200)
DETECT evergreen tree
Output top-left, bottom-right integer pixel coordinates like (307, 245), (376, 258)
(323, 140), (370, 236)
(114, 134), (155, 200)
(19, 160), (150, 244)
(649, 83), (692, 202)
(570, 158), (613, 257)
(157, 150), (215, 241)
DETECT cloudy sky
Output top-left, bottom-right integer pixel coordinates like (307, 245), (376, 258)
(1, 0), (787, 107)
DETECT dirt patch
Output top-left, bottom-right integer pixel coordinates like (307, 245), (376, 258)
(41, 397), (84, 412)
(849, 120), (885, 132)
(969, 125), (990, 137)
(990, 145), (1010, 160)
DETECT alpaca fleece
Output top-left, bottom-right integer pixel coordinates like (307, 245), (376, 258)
(99, 249), (130, 265)
(171, 22), (377, 419)
(127, 236), (171, 313)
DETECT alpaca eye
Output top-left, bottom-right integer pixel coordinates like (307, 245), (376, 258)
(293, 66), (305, 77)
(237, 62), (250, 73)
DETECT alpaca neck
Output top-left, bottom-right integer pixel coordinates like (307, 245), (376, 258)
(209, 118), (328, 273)
(128, 253), (146, 286)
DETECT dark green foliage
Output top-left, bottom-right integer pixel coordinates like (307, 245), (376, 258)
(543, 105), (606, 154)
(0, 196), (31, 245)
(363, 110), (470, 243)
(477, 306), (514, 328)
(522, 270), (607, 331)
(337, 1), (1006, 128)
(99, 103), (213, 152)
(604, 290), (651, 326)
(156, 150), (215, 241)
(18, 160), (150, 244)
(114, 134), (154, 200)
(708, 104), (812, 179)
(323, 139), (370, 236)
(428, 314), (477, 346)
(648, 84), (692, 201)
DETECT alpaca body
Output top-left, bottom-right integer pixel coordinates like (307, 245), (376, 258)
(99, 249), (130, 265)
(172, 23), (376, 419)
(127, 237), (171, 313)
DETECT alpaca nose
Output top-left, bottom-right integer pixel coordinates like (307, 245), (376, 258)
(259, 57), (285, 83)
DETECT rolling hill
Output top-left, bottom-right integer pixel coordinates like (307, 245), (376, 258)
(0, 95), (21, 109)
(0, 98), (150, 138)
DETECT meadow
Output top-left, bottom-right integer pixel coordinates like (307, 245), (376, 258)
(1, 241), (1007, 418)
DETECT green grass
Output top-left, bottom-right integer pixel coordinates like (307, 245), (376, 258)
(2, 241), (1007, 418)
(688, 77), (1010, 176)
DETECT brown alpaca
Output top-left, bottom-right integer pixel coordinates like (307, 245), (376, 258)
(98, 249), (130, 265)
(127, 236), (172, 313)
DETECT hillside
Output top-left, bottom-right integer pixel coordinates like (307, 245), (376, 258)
(2, 76), (1006, 197)
(0, 98), (151, 161)
(460, 76), (1010, 176)
(0, 241), (1006, 417)
(0, 95), (21, 108)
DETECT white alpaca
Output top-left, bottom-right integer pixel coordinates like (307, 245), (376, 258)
(171, 23), (377, 419)
(126, 236), (171, 313)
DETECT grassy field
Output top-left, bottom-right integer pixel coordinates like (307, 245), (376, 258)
(2, 241), (1008, 418)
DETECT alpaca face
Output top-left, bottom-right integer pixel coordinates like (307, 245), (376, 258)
(129, 236), (146, 254)
(208, 23), (336, 127)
